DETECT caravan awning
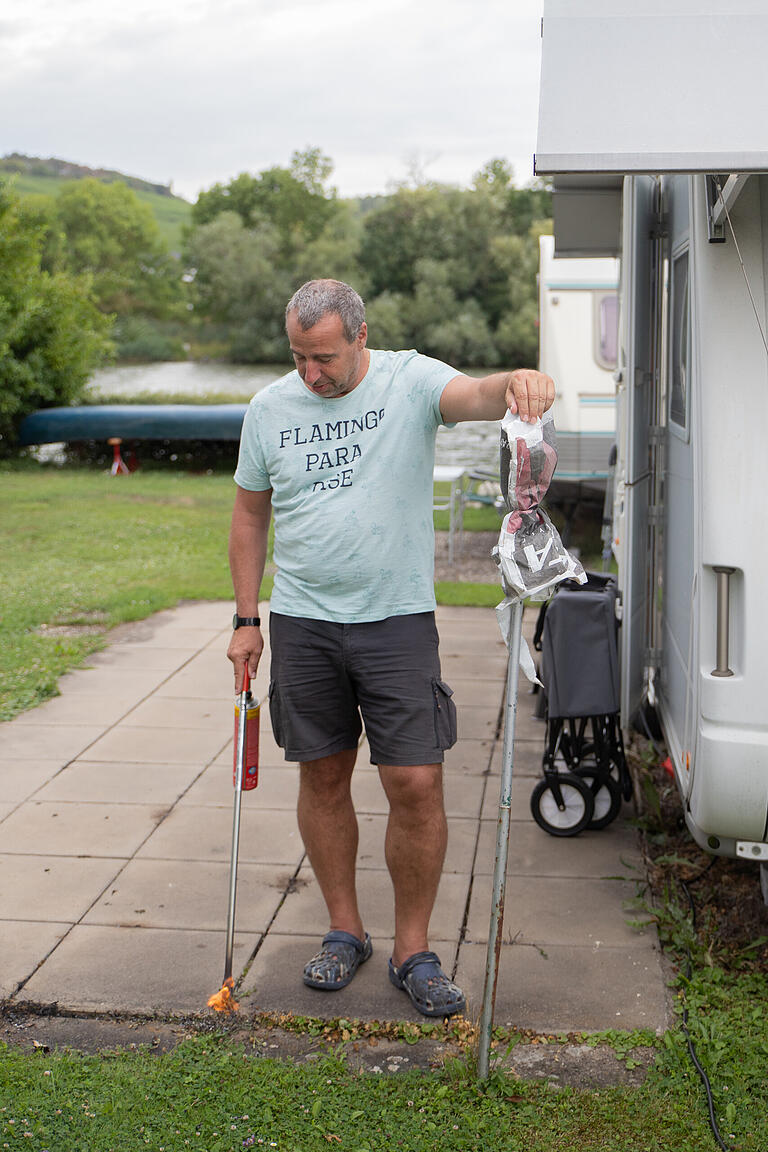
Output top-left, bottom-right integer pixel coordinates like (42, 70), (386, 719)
(535, 0), (768, 177)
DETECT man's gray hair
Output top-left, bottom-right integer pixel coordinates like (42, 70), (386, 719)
(285, 279), (366, 343)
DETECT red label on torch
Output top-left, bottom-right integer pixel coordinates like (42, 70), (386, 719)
(234, 694), (260, 790)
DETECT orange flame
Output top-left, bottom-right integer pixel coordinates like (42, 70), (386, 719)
(207, 977), (239, 1013)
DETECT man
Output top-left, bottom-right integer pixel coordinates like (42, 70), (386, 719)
(228, 279), (554, 1017)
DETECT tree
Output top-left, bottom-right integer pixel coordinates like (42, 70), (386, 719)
(55, 179), (180, 317)
(191, 148), (338, 256)
(185, 212), (291, 361)
(0, 185), (112, 450)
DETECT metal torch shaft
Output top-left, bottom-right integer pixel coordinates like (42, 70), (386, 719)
(224, 667), (249, 982)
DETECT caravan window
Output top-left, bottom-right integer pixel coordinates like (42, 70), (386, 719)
(669, 250), (690, 431)
(593, 292), (618, 370)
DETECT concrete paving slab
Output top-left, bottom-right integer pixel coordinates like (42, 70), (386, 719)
(473, 817), (644, 878)
(436, 627), (509, 657)
(18, 925), (259, 1015)
(11, 693), (141, 728)
(35, 759), (205, 806)
(120, 695), (233, 730)
(0, 922), (71, 998)
(0, 724), (103, 763)
(458, 706), (500, 741)
(465, 875), (649, 948)
(441, 738), (495, 775)
(179, 763), (299, 808)
(113, 624), (222, 650)
(154, 656), (261, 701)
(135, 805), (304, 867)
(499, 696), (548, 746)
(488, 736), (543, 776)
(441, 654), (509, 680)
(240, 933), (457, 1023)
(455, 941), (669, 1033)
(87, 646), (198, 672)
(481, 775), (542, 821)
(80, 724), (228, 765)
(0, 801), (166, 858)
(82, 859), (287, 933)
(0, 855), (123, 921)
(55, 667), (171, 698)
(450, 677), (505, 708)
(354, 813), (478, 874)
(280, 866), (469, 946)
(0, 760), (67, 803)
(0, 598), (666, 1035)
(148, 600), (235, 629)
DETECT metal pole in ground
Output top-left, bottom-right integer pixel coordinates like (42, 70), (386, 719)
(477, 599), (524, 1080)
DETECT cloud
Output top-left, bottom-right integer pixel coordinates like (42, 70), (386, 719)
(0, 0), (544, 198)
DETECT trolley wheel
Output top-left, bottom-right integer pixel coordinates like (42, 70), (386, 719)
(575, 769), (623, 830)
(530, 774), (594, 837)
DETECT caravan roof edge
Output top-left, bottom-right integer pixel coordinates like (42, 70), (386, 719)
(535, 152), (768, 176)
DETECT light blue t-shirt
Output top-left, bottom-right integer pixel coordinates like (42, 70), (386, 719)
(234, 348), (458, 622)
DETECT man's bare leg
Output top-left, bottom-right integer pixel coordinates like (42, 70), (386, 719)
(297, 747), (365, 942)
(378, 763), (447, 967)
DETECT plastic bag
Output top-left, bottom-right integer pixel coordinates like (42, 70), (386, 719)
(493, 410), (586, 601)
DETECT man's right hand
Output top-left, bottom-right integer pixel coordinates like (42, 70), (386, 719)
(227, 625), (264, 693)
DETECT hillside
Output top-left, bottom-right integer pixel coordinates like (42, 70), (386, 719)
(0, 154), (192, 251)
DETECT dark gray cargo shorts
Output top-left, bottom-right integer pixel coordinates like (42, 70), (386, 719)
(268, 611), (457, 766)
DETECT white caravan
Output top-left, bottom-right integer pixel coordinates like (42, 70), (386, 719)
(538, 234), (619, 498)
(535, 0), (768, 874)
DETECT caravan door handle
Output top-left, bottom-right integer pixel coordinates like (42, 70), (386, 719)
(711, 566), (735, 678)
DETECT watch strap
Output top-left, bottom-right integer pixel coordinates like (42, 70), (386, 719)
(233, 614), (261, 629)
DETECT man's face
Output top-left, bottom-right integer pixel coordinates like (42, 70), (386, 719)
(286, 312), (368, 399)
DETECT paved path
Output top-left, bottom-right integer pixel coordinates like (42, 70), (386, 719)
(0, 602), (668, 1033)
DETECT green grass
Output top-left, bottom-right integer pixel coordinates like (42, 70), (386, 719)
(0, 465), (237, 719)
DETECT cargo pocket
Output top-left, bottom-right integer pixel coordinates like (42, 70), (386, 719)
(432, 678), (458, 749)
(268, 681), (285, 748)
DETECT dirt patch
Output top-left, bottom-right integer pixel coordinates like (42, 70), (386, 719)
(0, 1009), (657, 1084)
(36, 610), (110, 639)
(630, 737), (768, 972)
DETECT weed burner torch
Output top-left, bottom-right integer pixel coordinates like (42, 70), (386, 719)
(208, 664), (259, 1013)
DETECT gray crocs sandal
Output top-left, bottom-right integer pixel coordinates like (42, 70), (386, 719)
(389, 950), (466, 1017)
(303, 930), (373, 990)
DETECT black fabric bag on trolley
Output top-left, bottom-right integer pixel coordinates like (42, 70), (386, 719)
(535, 571), (620, 720)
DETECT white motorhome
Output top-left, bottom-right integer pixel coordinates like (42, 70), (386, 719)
(535, 0), (768, 879)
(538, 233), (619, 498)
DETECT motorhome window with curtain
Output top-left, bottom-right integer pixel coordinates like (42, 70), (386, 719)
(593, 292), (619, 370)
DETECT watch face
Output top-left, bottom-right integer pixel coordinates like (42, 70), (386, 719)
(233, 613), (239, 629)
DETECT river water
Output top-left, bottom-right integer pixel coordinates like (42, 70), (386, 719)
(88, 361), (501, 471)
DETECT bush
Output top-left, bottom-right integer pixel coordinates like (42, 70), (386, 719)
(0, 184), (112, 451)
(113, 316), (186, 362)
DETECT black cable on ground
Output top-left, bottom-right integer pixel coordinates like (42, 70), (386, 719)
(677, 865), (732, 1152)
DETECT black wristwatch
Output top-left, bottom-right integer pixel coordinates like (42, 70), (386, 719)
(233, 613), (261, 629)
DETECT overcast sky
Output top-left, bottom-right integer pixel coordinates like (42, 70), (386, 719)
(2, 0), (545, 202)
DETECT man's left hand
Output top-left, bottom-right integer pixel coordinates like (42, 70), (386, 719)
(505, 369), (555, 423)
